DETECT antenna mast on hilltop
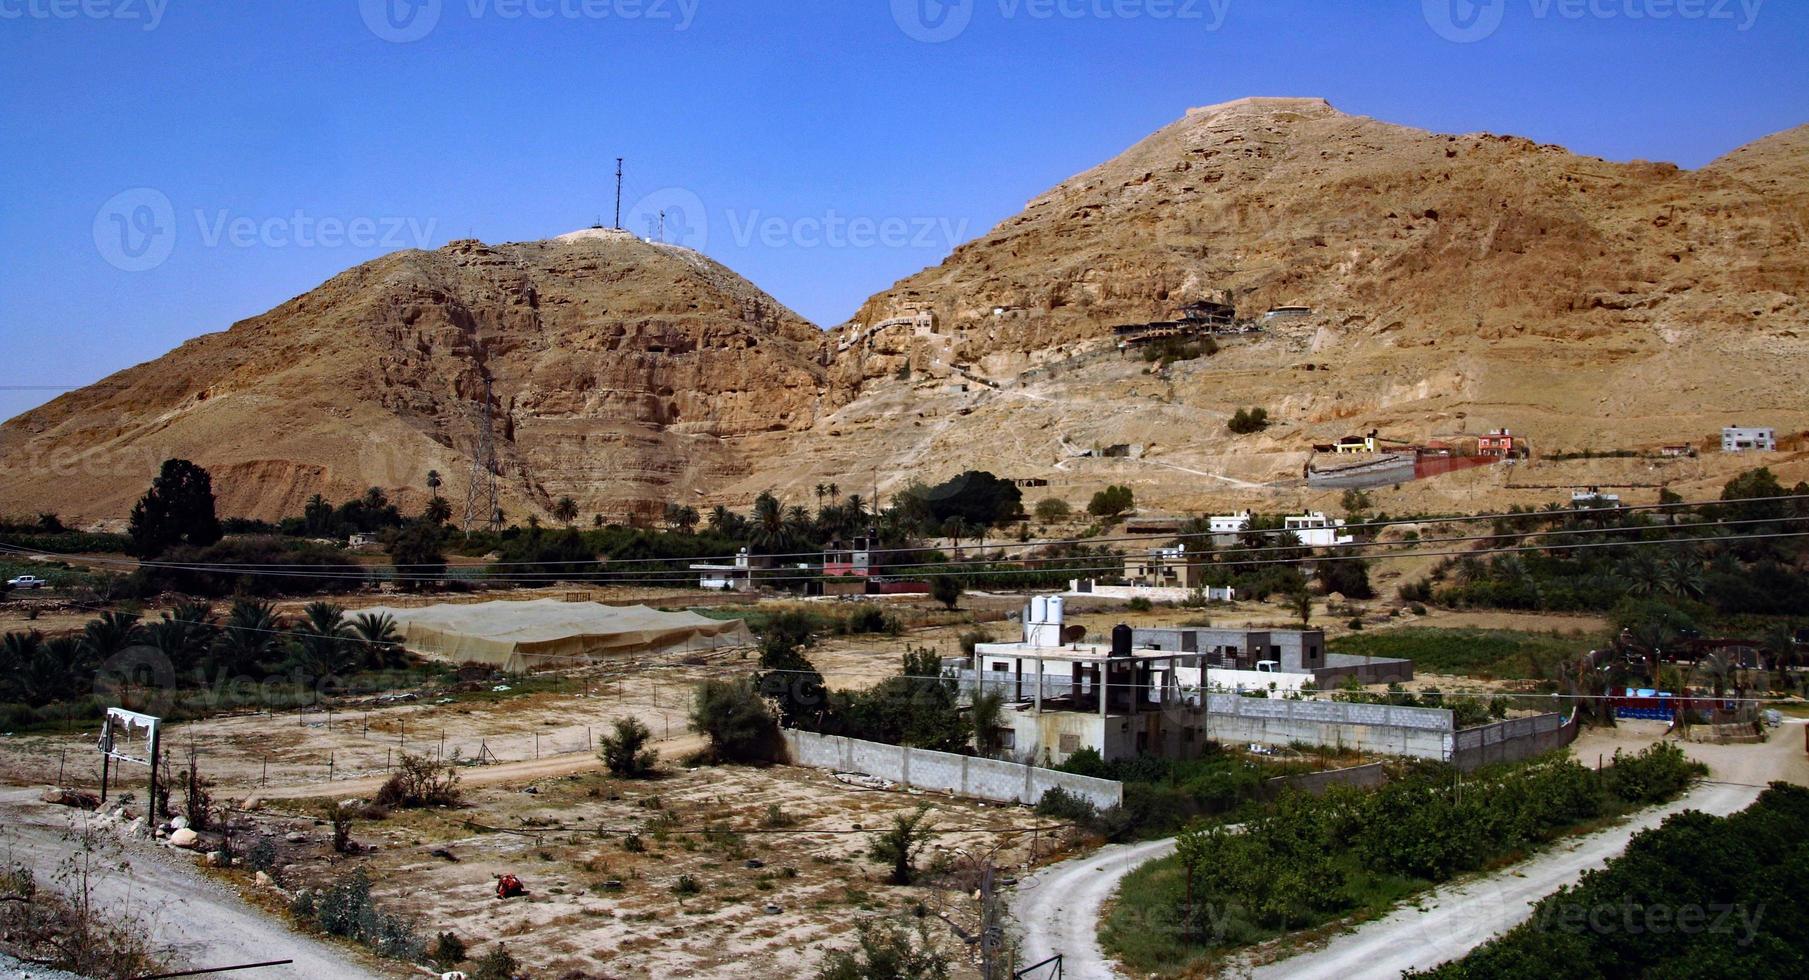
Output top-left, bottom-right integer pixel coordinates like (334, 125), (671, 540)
(614, 157), (625, 230)
(462, 377), (502, 535)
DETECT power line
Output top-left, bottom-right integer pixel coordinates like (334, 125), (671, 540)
(9, 522), (1807, 587)
(7, 493), (1804, 578)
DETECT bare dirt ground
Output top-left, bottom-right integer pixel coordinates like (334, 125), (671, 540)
(0, 595), (1094, 979)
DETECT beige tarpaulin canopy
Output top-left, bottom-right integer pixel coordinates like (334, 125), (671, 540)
(363, 599), (753, 672)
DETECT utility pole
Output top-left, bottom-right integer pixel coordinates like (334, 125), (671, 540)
(462, 376), (501, 535)
(658, 210), (666, 243)
(614, 157), (624, 230)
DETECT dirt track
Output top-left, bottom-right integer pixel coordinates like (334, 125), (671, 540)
(0, 790), (391, 980)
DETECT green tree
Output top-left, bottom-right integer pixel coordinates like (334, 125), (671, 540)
(127, 459), (223, 557)
(1087, 484), (1135, 518)
(867, 805), (937, 885)
(350, 612), (406, 670)
(1033, 498), (1072, 523)
(597, 717), (659, 778)
(388, 521), (446, 589)
(930, 573), (964, 611)
(552, 496), (580, 527)
(290, 602), (355, 678)
(211, 599), (284, 676)
(690, 676), (782, 764)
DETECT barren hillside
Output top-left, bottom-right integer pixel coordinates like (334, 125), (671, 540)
(5, 99), (1807, 525)
(788, 98), (1809, 512)
(0, 230), (830, 522)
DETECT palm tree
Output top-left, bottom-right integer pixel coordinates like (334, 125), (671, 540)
(1618, 551), (1661, 596)
(426, 470), (443, 499)
(814, 483), (828, 513)
(1289, 588), (1314, 627)
(80, 611), (145, 668)
(212, 599), (284, 676)
(423, 496), (454, 526)
(708, 504), (733, 537)
(28, 636), (84, 703)
(970, 690), (1006, 758)
(351, 612), (406, 670)
(553, 497), (580, 528)
(0, 631), (44, 703)
(751, 492), (792, 553)
(943, 516), (971, 554)
(150, 602), (217, 675)
(1661, 555), (1706, 599)
(826, 483), (840, 507)
(291, 602), (356, 679)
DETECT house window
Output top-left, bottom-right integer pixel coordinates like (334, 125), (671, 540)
(998, 730), (1016, 750)
(990, 663), (1009, 672)
(1059, 733), (1081, 754)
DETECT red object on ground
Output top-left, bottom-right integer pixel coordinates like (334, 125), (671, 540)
(496, 874), (526, 899)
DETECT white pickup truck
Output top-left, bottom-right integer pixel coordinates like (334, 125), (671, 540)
(5, 575), (49, 590)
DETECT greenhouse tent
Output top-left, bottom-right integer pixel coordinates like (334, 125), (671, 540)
(363, 599), (753, 671)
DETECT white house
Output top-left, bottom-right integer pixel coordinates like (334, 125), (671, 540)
(1722, 426), (1776, 453)
(1284, 512), (1355, 547)
(1209, 511), (1253, 535)
(691, 549), (753, 591)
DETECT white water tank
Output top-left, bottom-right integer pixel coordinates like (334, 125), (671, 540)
(1047, 595), (1065, 629)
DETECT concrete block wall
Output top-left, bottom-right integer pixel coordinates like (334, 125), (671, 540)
(782, 730), (1123, 810)
(1445, 713), (1577, 772)
(1205, 694), (1454, 759)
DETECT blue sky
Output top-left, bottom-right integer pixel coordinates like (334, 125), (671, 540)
(1, 0), (1804, 422)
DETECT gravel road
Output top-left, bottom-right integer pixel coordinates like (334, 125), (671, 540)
(1007, 837), (1177, 979)
(0, 793), (389, 980)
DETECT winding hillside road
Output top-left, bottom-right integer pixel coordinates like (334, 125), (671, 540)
(1006, 722), (1806, 980)
(1008, 837), (1176, 978)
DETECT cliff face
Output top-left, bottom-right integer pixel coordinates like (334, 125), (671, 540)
(0, 230), (832, 522)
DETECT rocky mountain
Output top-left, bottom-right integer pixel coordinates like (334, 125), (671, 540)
(783, 98), (1807, 515)
(5, 99), (1807, 526)
(0, 230), (830, 523)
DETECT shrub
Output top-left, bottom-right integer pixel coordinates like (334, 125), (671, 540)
(1227, 407), (1270, 434)
(470, 944), (519, 980)
(1128, 597), (1154, 613)
(672, 874), (702, 896)
(374, 752), (462, 808)
(815, 918), (950, 980)
(598, 717), (659, 778)
(305, 867), (422, 960)
(1603, 742), (1706, 804)
(1035, 787), (1098, 823)
(430, 931), (467, 969)
(868, 805), (937, 885)
(1034, 498), (1072, 523)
